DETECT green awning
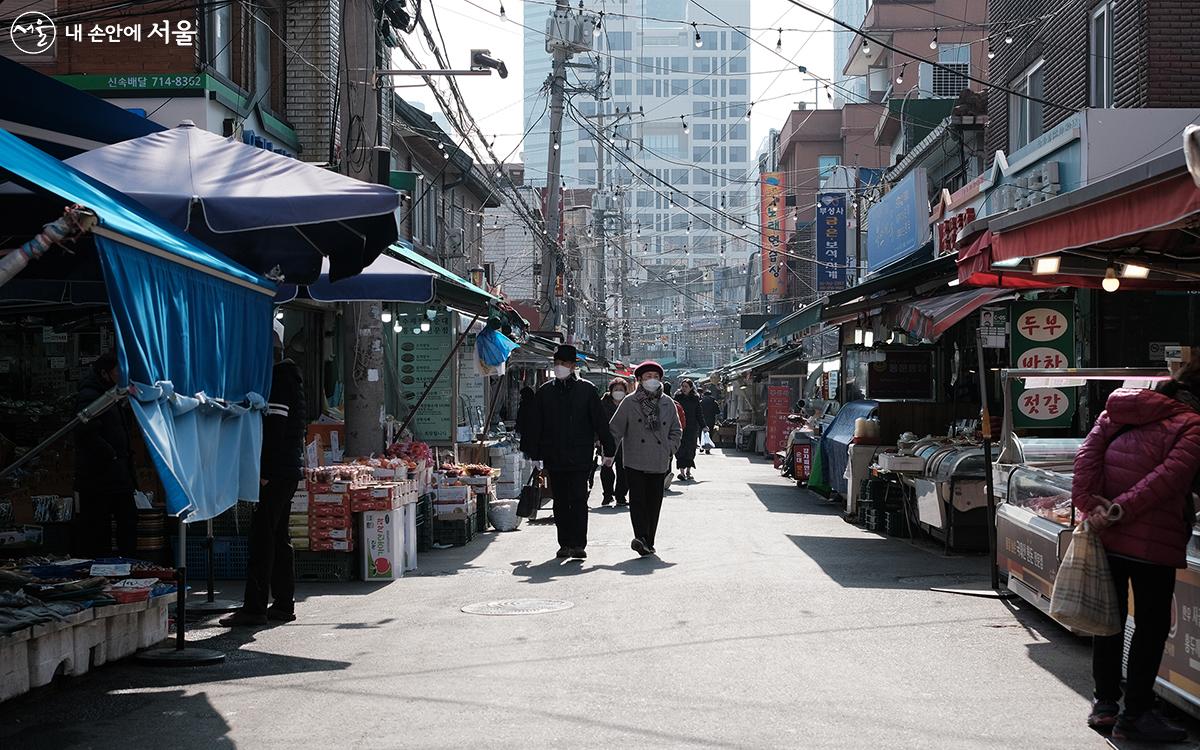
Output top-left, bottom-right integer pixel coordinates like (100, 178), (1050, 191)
(772, 301), (824, 341)
(388, 242), (497, 315)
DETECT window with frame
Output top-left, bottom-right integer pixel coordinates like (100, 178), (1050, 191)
(695, 56), (711, 73)
(578, 146), (596, 163)
(694, 124), (711, 141)
(729, 79), (748, 96)
(613, 58), (631, 73)
(672, 168), (689, 185)
(637, 79), (654, 96)
(818, 155), (841, 187)
(208, 4), (233, 77)
(694, 80), (711, 96)
(1009, 59), (1045, 152)
(614, 79), (632, 96)
(671, 56), (688, 73)
(670, 79), (688, 95)
(607, 32), (633, 51)
(728, 56), (748, 73)
(1090, 1), (1114, 108)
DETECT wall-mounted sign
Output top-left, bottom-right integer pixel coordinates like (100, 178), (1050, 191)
(866, 168), (930, 271)
(815, 192), (847, 292)
(866, 349), (935, 401)
(394, 310), (455, 443)
(760, 172), (787, 299)
(1010, 300), (1076, 428)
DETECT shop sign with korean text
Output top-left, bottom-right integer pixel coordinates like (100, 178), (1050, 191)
(766, 384), (792, 456)
(1010, 300), (1076, 428)
(760, 172), (787, 299)
(815, 192), (847, 292)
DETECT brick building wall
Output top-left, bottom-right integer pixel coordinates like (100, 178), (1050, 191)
(286, 0), (340, 160)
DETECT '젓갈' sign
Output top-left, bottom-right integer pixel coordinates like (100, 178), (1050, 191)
(1010, 301), (1076, 428)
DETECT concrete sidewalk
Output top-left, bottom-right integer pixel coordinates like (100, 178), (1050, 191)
(1, 449), (1192, 748)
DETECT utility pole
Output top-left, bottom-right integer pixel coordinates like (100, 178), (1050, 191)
(540, 0), (571, 332)
(340, 0), (385, 457)
(853, 157), (862, 287)
(592, 57), (609, 360)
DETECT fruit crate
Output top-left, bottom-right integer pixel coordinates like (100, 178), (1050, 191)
(171, 535), (250, 580)
(432, 517), (473, 547)
(294, 551), (357, 582)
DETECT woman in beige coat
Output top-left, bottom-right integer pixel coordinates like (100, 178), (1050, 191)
(608, 361), (683, 556)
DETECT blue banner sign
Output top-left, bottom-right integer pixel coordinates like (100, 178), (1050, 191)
(866, 168), (930, 271)
(815, 192), (847, 292)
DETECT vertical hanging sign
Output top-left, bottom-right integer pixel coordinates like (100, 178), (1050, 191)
(1010, 300), (1076, 428)
(816, 192), (847, 292)
(760, 172), (787, 300)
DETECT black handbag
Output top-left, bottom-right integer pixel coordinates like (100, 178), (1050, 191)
(516, 470), (542, 519)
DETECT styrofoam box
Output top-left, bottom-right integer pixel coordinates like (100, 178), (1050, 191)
(0, 629), (31, 702)
(100, 602), (146, 662)
(435, 486), (471, 503)
(28, 609), (93, 687)
(72, 611), (108, 674)
(495, 483), (521, 500)
(138, 597), (170, 650)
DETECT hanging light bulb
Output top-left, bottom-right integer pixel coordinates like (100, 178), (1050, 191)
(987, 43), (995, 60)
(896, 63), (907, 85)
(393, 321), (402, 333)
(776, 28), (783, 52)
(680, 114), (689, 134)
(553, 139), (560, 151)
(744, 104), (753, 120)
(930, 29), (939, 50)
(1102, 265), (1121, 293)
(274, 309), (284, 320)
(420, 320), (431, 332)
(693, 22), (702, 47)
(593, 12), (602, 37)
(861, 39), (871, 57)
(1005, 28), (1014, 44)
(381, 310), (393, 323)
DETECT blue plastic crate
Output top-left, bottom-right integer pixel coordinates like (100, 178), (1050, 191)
(170, 535), (250, 580)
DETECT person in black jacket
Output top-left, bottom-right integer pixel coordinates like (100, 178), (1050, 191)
(674, 379), (703, 481)
(515, 385), (536, 439)
(519, 344), (615, 559)
(223, 319), (306, 627)
(74, 352), (137, 558)
(598, 377), (630, 506)
(700, 389), (720, 454)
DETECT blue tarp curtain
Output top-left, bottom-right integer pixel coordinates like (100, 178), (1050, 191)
(0, 127), (274, 522)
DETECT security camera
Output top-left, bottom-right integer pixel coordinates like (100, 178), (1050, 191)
(471, 49), (509, 79)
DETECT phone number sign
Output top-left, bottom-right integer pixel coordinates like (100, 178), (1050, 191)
(1010, 301), (1076, 428)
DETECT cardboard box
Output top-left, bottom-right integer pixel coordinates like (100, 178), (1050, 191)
(310, 527), (349, 541)
(434, 486), (471, 504)
(360, 509), (402, 581)
(310, 503), (351, 519)
(310, 539), (353, 552)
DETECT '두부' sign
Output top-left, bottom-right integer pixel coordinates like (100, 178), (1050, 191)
(1010, 300), (1076, 428)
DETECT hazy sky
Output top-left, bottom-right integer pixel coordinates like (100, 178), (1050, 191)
(398, 0), (838, 162)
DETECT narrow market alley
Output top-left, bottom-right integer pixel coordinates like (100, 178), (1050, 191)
(0, 450), (1189, 749)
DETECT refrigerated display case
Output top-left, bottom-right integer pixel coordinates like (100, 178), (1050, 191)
(996, 465), (1076, 615)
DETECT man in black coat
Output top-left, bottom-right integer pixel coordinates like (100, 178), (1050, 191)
(223, 319), (306, 627)
(74, 352), (137, 558)
(701, 389), (720, 432)
(519, 344), (615, 559)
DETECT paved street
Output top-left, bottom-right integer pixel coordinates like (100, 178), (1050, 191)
(2, 450), (1194, 749)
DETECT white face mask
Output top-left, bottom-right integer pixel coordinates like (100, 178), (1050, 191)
(612, 391), (626, 402)
(553, 365), (572, 380)
(641, 378), (661, 392)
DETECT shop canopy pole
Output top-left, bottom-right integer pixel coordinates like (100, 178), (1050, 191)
(185, 518), (241, 614)
(476, 372), (508, 442)
(396, 312), (482, 437)
(976, 332), (1000, 592)
(0, 386), (127, 480)
(0, 207), (96, 288)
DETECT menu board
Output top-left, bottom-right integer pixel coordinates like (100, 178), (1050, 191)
(457, 335), (487, 433)
(866, 349), (935, 401)
(1010, 300), (1076, 428)
(394, 312), (455, 443)
(766, 384), (792, 457)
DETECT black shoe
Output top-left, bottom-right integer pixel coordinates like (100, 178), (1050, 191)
(615, 498), (627, 506)
(631, 538), (651, 557)
(556, 547), (571, 558)
(1113, 710), (1188, 742)
(570, 548), (587, 559)
(602, 496), (614, 506)
(266, 607), (297, 623)
(1087, 700), (1120, 732)
(219, 610), (268, 627)
(647, 544), (657, 554)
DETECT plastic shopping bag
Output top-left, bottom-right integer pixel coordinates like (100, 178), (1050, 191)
(1049, 520), (1122, 636)
(700, 429), (716, 450)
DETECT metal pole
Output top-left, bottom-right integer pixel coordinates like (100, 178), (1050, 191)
(594, 59), (609, 360)
(0, 387), (126, 479)
(176, 520), (187, 650)
(477, 371), (508, 442)
(854, 164), (863, 286)
(977, 332), (999, 591)
(540, 0), (571, 332)
(397, 312), (483, 436)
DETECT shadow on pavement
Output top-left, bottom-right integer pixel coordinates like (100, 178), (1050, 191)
(592, 556), (678, 576)
(749, 483), (842, 515)
(786, 533), (990, 590)
(510, 557), (598, 584)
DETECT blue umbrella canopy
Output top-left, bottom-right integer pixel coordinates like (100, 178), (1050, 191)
(64, 122), (401, 284)
(274, 253), (435, 304)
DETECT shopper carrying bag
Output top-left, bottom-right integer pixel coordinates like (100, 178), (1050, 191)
(516, 470), (542, 520)
(1071, 357), (1200, 741)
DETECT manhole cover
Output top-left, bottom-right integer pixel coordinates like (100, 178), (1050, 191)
(461, 599), (574, 616)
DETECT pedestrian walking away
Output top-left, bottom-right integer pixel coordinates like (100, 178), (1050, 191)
(518, 344), (616, 560)
(73, 351), (138, 559)
(608, 360), (682, 557)
(222, 319), (307, 627)
(599, 377), (630, 506)
(1072, 357), (1200, 742)
(674, 378), (703, 481)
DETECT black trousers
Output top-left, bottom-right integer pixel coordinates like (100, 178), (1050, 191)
(242, 478), (299, 615)
(626, 468), (666, 548)
(1093, 554), (1177, 714)
(599, 446), (627, 501)
(548, 470), (590, 550)
(80, 489), (137, 559)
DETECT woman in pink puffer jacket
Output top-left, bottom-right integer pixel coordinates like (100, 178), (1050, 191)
(1072, 362), (1200, 742)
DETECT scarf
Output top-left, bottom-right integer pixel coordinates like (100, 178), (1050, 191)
(637, 389), (662, 435)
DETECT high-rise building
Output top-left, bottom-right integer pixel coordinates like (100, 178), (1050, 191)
(522, 1), (580, 189)
(832, 0), (869, 106)
(587, 0), (755, 275)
